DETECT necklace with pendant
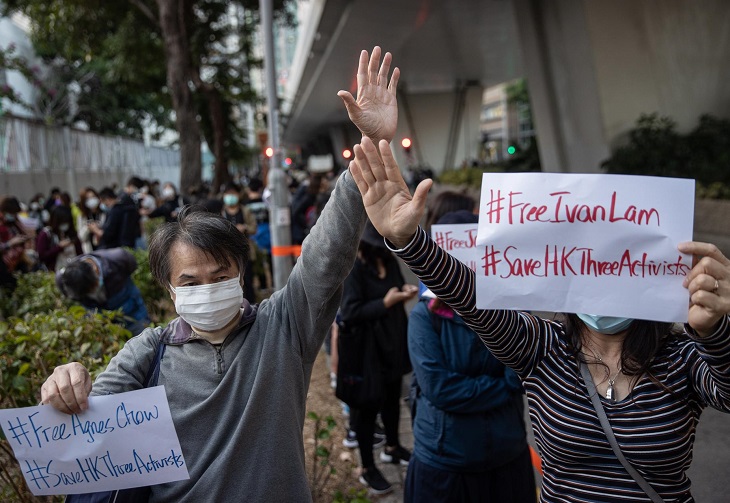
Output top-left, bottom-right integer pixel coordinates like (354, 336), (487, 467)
(605, 366), (622, 402)
(595, 354), (622, 402)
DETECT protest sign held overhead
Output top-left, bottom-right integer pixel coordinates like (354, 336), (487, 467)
(471, 173), (694, 322)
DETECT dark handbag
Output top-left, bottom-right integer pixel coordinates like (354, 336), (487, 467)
(64, 341), (167, 503)
(335, 323), (384, 409)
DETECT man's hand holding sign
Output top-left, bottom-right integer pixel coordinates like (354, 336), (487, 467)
(350, 137), (730, 501)
(0, 387), (188, 495)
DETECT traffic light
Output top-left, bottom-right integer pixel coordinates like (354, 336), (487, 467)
(265, 146), (274, 158)
(401, 137), (412, 154)
(342, 148), (352, 160)
(507, 145), (516, 155)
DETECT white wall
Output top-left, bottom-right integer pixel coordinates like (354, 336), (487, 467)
(513, 0), (730, 173)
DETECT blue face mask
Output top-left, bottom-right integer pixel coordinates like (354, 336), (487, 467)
(223, 194), (239, 206)
(576, 313), (633, 335)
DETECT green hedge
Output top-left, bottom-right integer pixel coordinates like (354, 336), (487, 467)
(0, 261), (172, 502)
(603, 113), (730, 198)
(0, 304), (132, 502)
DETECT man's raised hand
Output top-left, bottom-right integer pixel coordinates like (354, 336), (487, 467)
(338, 46), (400, 144)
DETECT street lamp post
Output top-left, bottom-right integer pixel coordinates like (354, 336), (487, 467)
(259, 0), (293, 290)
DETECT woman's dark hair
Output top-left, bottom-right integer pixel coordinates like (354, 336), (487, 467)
(148, 205), (249, 287)
(59, 192), (72, 207)
(0, 196), (22, 215)
(562, 313), (680, 378)
(424, 191), (476, 232)
(49, 206), (78, 238)
(358, 240), (394, 272)
(60, 260), (97, 300)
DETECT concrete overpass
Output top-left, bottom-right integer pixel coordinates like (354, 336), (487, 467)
(281, 0), (730, 175)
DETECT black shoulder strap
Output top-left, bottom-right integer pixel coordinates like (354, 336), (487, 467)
(142, 339), (166, 388)
(579, 362), (665, 503)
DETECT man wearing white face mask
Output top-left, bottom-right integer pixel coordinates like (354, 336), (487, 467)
(38, 45), (401, 503)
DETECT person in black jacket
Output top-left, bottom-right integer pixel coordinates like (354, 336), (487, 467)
(337, 221), (418, 495)
(89, 187), (141, 249)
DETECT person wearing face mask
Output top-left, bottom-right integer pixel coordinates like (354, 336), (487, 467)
(347, 130), (730, 502)
(0, 195), (36, 273)
(77, 187), (104, 253)
(26, 193), (47, 232)
(55, 247), (150, 335)
(88, 187), (141, 249)
(36, 206), (83, 271)
(221, 183), (257, 303)
(39, 46), (398, 502)
(144, 182), (188, 223)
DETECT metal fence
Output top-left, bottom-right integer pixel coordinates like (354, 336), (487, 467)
(0, 114), (180, 203)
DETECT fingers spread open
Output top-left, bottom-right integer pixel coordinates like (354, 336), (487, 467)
(412, 178), (434, 212)
(368, 46), (382, 85)
(349, 160), (369, 196)
(356, 50), (369, 93)
(378, 52), (392, 87)
(377, 140), (402, 183)
(361, 138), (387, 182)
(353, 143), (376, 186)
(337, 90), (358, 114)
(388, 67), (400, 94)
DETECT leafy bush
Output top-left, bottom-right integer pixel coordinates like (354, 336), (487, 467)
(127, 247), (174, 323)
(602, 113), (730, 198)
(0, 306), (132, 502)
(0, 272), (73, 320)
(438, 165), (505, 189)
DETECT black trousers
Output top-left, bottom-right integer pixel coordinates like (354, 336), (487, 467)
(352, 376), (402, 468)
(404, 447), (537, 503)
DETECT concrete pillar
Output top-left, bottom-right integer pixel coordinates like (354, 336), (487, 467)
(395, 86), (484, 173)
(512, 0), (730, 173)
(512, 0), (609, 173)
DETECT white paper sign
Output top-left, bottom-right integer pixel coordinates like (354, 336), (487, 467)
(0, 386), (189, 495)
(471, 173), (695, 322)
(424, 224), (481, 298)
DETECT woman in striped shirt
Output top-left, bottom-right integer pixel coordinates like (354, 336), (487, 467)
(347, 137), (730, 502)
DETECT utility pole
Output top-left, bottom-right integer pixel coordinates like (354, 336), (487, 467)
(259, 0), (293, 289)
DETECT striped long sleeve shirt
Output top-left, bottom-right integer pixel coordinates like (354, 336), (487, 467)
(394, 227), (730, 503)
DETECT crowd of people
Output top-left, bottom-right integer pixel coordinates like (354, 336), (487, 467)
(31, 43), (730, 503)
(0, 168), (338, 299)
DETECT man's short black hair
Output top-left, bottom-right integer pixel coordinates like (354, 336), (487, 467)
(60, 260), (97, 300)
(148, 206), (249, 287)
(223, 183), (241, 194)
(126, 176), (145, 189)
(248, 178), (264, 193)
(99, 187), (116, 200)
